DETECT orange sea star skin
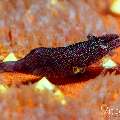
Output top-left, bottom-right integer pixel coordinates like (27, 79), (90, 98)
(0, 34), (120, 78)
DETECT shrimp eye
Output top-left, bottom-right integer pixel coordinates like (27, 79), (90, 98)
(87, 34), (97, 41)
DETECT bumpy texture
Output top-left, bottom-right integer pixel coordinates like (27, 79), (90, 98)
(0, 0), (120, 58)
(0, 34), (120, 78)
(1, 73), (120, 120)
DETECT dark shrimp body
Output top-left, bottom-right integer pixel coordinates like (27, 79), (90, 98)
(0, 34), (120, 78)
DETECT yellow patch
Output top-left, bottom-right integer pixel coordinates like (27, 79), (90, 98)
(34, 77), (55, 91)
(3, 53), (17, 62)
(0, 55), (4, 61)
(34, 77), (67, 105)
(102, 57), (117, 69)
(51, 0), (58, 5)
(0, 84), (8, 94)
(110, 0), (120, 15)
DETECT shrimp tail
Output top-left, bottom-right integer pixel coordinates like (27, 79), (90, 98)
(0, 61), (16, 73)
